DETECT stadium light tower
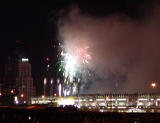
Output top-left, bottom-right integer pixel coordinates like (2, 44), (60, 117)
(50, 78), (54, 97)
(44, 78), (47, 96)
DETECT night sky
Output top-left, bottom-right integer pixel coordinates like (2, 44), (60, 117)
(0, 0), (159, 95)
(0, 1), (71, 95)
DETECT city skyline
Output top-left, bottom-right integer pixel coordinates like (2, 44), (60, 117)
(0, 1), (160, 122)
(0, 0), (160, 96)
(1, 51), (36, 105)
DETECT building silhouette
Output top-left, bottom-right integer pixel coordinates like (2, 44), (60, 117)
(2, 52), (36, 105)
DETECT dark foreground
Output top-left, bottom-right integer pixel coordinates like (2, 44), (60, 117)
(0, 107), (160, 123)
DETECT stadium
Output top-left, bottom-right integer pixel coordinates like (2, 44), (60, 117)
(31, 93), (160, 113)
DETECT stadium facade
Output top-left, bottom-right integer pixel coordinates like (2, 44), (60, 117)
(31, 93), (160, 113)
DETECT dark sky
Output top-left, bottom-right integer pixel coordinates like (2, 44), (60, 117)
(0, 0), (159, 95)
(0, 1), (56, 95)
(0, 0), (77, 95)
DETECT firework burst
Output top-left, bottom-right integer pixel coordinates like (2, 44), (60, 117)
(57, 43), (92, 96)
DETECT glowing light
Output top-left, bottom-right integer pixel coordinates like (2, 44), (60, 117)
(91, 103), (96, 107)
(89, 99), (93, 101)
(28, 116), (31, 120)
(41, 95), (45, 98)
(138, 102), (144, 106)
(118, 106), (126, 109)
(57, 97), (74, 106)
(20, 94), (24, 98)
(14, 96), (18, 104)
(151, 82), (157, 88)
(96, 99), (105, 101)
(99, 103), (106, 106)
(44, 78), (47, 85)
(59, 84), (62, 97)
(15, 101), (19, 104)
(67, 91), (70, 96)
(57, 79), (60, 84)
(78, 78), (81, 83)
(46, 57), (50, 61)
(14, 96), (18, 100)
(138, 98), (147, 101)
(22, 58), (29, 62)
(50, 78), (53, 84)
(10, 90), (14, 94)
(0, 92), (2, 96)
(99, 109), (104, 112)
(61, 51), (64, 56)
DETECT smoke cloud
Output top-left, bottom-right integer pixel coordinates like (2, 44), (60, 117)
(56, 1), (160, 93)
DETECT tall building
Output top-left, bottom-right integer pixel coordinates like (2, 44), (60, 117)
(2, 52), (36, 105)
